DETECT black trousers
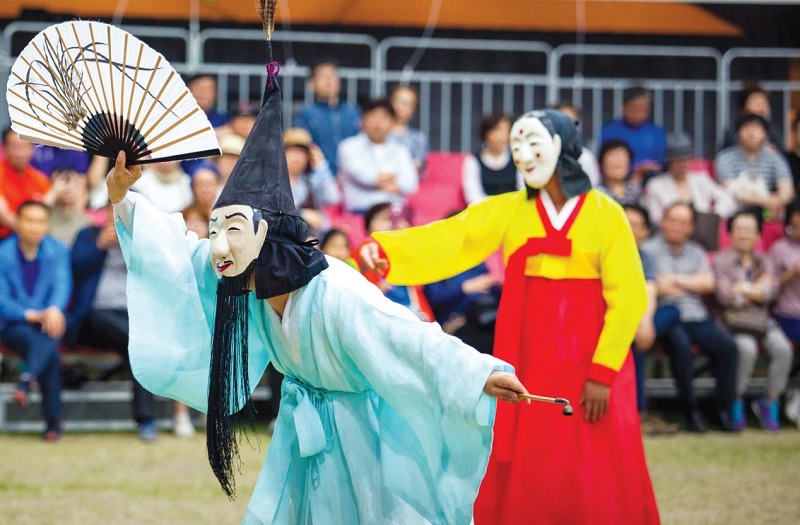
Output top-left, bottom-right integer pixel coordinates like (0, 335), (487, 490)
(77, 309), (155, 423)
(659, 319), (739, 412)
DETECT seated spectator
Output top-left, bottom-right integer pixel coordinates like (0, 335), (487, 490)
(552, 102), (601, 186)
(31, 145), (90, 178)
(722, 82), (783, 151)
(283, 127), (340, 234)
(389, 85), (429, 171)
(192, 165), (219, 214)
(715, 114), (794, 219)
(423, 212), (501, 355)
(642, 202), (739, 433)
(600, 87), (666, 176)
(785, 113), (800, 192)
(462, 112), (522, 204)
(228, 101), (259, 139)
(338, 99), (418, 213)
(294, 57), (361, 174)
(67, 204), (161, 441)
(188, 74), (230, 128)
(623, 204), (680, 435)
(643, 134), (736, 224)
(44, 167), (91, 247)
(319, 228), (358, 269)
(131, 161), (193, 214)
(713, 210), (792, 431)
(0, 201), (71, 441)
(596, 139), (642, 205)
(362, 202), (434, 322)
(0, 128), (50, 238)
(769, 200), (800, 342)
(182, 74), (231, 176)
(214, 133), (245, 190)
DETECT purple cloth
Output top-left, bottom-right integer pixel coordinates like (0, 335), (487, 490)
(31, 146), (90, 176)
(17, 245), (41, 296)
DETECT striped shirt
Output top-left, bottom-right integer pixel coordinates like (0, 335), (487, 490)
(714, 145), (791, 192)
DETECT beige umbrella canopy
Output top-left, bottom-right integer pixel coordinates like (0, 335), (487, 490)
(1, 0), (741, 36)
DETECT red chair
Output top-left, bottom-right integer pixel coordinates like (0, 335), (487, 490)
(407, 152), (468, 226)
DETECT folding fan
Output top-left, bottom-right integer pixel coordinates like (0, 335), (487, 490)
(6, 21), (221, 165)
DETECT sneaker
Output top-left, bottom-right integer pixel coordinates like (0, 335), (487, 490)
(138, 420), (158, 442)
(43, 420), (62, 442)
(784, 388), (800, 429)
(640, 412), (679, 435)
(752, 397), (780, 432)
(731, 399), (746, 431)
(173, 412), (195, 438)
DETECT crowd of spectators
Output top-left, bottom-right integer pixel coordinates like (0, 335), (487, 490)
(2, 59), (800, 441)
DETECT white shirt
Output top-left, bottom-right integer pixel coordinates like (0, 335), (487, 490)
(337, 133), (419, 212)
(131, 167), (193, 214)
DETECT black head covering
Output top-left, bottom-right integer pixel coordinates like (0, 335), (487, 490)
(519, 109), (593, 200)
(207, 41), (327, 500)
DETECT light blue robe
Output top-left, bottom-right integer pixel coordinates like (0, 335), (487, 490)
(115, 194), (510, 524)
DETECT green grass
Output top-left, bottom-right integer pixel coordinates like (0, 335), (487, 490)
(1, 429), (799, 524)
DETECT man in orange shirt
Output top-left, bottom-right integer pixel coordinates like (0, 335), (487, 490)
(0, 128), (51, 239)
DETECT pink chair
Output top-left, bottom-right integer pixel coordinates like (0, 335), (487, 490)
(407, 152), (468, 226)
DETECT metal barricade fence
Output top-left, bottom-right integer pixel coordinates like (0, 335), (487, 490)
(721, 48), (800, 149)
(377, 37), (552, 153)
(0, 24), (798, 159)
(550, 44), (722, 157)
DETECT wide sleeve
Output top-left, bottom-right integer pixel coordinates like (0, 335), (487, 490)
(588, 201), (648, 386)
(320, 269), (511, 523)
(115, 192), (268, 412)
(372, 191), (521, 286)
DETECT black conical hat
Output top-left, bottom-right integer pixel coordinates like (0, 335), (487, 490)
(214, 53), (295, 214)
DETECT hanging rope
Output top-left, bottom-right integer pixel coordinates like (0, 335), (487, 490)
(400, 0), (443, 84)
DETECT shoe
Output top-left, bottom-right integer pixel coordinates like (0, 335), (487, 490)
(12, 389), (28, 408)
(731, 399), (746, 431)
(752, 397), (781, 432)
(640, 412), (679, 435)
(173, 412), (195, 438)
(718, 408), (740, 433)
(686, 410), (708, 433)
(138, 420), (158, 442)
(784, 388), (800, 429)
(43, 420), (62, 442)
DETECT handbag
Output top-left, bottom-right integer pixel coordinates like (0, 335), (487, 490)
(722, 305), (769, 338)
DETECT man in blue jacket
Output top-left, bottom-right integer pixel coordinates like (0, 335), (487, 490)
(0, 200), (71, 440)
(293, 58), (361, 174)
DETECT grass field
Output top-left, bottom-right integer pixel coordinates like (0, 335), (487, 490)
(1, 428), (799, 524)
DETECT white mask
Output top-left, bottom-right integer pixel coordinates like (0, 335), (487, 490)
(510, 116), (562, 189)
(209, 205), (268, 278)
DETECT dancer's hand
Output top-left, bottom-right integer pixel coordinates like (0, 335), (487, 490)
(580, 380), (610, 423)
(106, 151), (142, 204)
(358, 241), (388, 273)
(39, 306), (66, 339)
(483, 371), (530, 403)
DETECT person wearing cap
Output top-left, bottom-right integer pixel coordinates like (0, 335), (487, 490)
(293, 57), (361, 174)
(643, 134), (736, 224)
(105, 36), (526, 524)
(599, 87), (667, 177)
(283, 127), (340, 233)
(714, 113), (794, 218)
(213, 132), (246, 191)
(360, 109), (659, 524)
